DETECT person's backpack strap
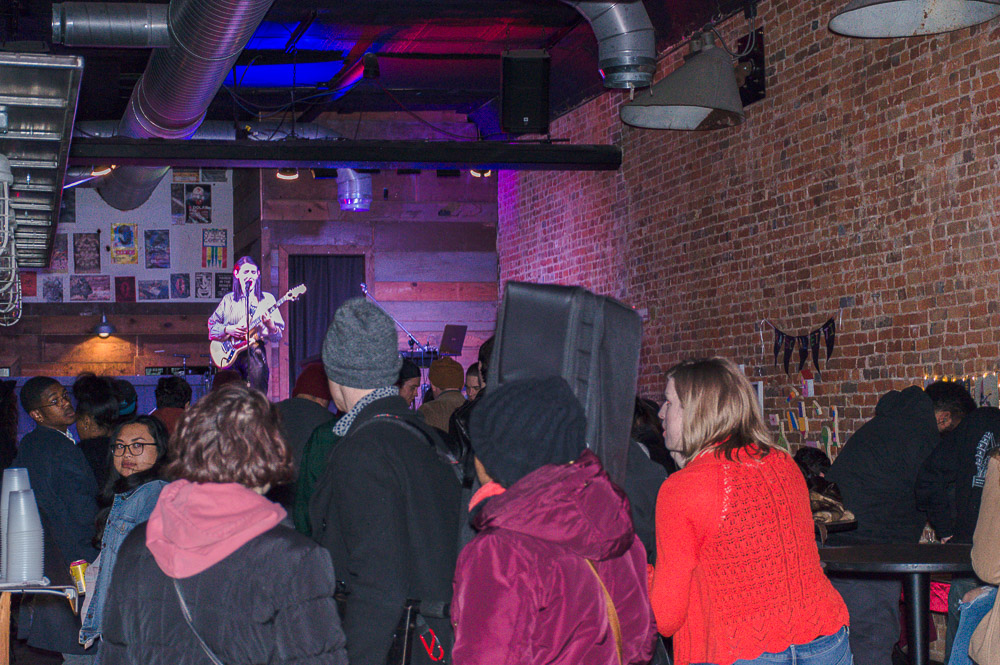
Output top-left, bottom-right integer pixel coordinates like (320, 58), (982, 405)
(354, 414), (465, 484)
(585, 559), (623, 665)
(174, 579), (226, 665)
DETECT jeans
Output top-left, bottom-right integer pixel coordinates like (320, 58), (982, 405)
(946, 576), (982, 662)
(719, 627), (853, 665)
(946, 585), (997, 665)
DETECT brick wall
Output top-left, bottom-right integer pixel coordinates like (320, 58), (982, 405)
(498, 0), (1000, 443)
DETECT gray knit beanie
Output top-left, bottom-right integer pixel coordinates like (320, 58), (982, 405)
(322, 297), (402, 389)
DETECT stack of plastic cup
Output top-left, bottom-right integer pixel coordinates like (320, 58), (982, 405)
(6, 489), (44, 583)
(1, 468), (31, 581)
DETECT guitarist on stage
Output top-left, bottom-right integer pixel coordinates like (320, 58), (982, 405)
(207, 256), (284, 393)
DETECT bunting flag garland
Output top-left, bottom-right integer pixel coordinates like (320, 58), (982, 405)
(764, 317), (838, 375)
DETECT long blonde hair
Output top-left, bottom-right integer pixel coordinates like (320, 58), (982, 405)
(665, 357), (773, 461)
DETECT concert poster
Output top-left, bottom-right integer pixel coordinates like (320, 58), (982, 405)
(42, 276), (64, 303)
(202, 228), (227, 268)
(20, 272), (36, 298)
(170, 273), (191, 299)
(144, 230), (170, 269)
(70, 275), (111, 302)
(194, 272), (213, 299)
(172, 168), (200, 183)
(185, 184), (212, 224)
(115, 276), (136, 302)
(111, 223), (138, 264)
(214, 272), (232, 299)
(138, 279), (169, 301)
(48, 234), (68, 273)
(200, 168), (227, 182)
(170, 184), (186, 225)
(73, 232), (101, 273)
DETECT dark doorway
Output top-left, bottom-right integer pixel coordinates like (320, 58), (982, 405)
(287, 255), (365, 380)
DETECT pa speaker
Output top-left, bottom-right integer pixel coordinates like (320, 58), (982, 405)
(501, 50), (550, 135)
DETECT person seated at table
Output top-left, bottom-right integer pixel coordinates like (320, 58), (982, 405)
(947, 448), (1000, 665)
(650, 358), (850, 665)
(824, 385), (940, 665)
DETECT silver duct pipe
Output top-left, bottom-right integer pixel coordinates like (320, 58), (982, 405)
(52, 3), (170, 48)
(561, 0), (656, 89)
(95, 0), (275, 210)
(77, 121), (374, 211)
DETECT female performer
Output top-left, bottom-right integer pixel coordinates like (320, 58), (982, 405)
(650, 357), (850, 665)
(207, 256), (283, 393)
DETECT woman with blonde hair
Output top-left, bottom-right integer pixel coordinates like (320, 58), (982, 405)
(650, 358), (850, 665)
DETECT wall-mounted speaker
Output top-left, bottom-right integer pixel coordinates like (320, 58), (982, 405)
(501, 50), (550, 135)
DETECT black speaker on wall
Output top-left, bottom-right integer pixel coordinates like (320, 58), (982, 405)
(501, 50), (550, 135)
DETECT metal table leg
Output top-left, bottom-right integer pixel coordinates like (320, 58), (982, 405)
(903, 572), (930, 665)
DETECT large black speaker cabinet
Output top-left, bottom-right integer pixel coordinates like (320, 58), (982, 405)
(501, 50), (550, 135)
(488, 281), (642, 484)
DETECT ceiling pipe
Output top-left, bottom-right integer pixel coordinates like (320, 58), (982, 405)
(52, 3), (171, 48)
(560, 0), (656, 90)
(93, 0), (276, 211)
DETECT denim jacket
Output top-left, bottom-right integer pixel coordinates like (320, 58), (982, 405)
(80, 480), (167, 649)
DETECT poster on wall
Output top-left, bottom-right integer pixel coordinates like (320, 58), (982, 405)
(170, 184), (186, 225)
(49, 234), (68, 273)
(170, 273), (190, 299)
(21, 272), (36, 297)
(42, 276), (64, 302)
(138, 279), (169, 301)
(73, 232), (101, 273)
(144, 230), (170, 269)
(201, 168), (227, 182)
(185, 185), (212, 224)
(70, 275), (111, 301)
(195, 272), (213, 298)
(59, 189), (76, 224)
(111, 223), (138, 264)
(172, 168), (199, 183)
(115, 276), (136, 302)
(214, 272), (232, 298)
(201, 228), (227, 268)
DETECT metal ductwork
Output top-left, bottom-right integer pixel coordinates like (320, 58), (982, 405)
(337, 169), (373, 212)
(89, 0), (275, 210)
(52, 3), (171, 48)
(76, 121), (374, 212)
(561, 0), (656, 89)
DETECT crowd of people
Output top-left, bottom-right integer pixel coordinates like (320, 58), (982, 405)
(3, 295), (999, 665)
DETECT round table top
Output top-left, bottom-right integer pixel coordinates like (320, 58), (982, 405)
(820, 543), (973, 574)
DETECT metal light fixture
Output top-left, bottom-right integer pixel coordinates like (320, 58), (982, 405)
(620, 32), (745, 131)
(90, 165), (114, 177)
(94, 313), (115, 338)
(276, 168), (299, 181)
(829, 0), (1000, 37)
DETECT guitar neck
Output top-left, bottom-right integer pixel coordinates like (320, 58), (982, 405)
(247, 296), (286, 330)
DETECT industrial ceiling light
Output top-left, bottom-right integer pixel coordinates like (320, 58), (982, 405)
(90, 165), (114, 177)
(94, 313), (115, 338)
(829, 0), (1000, 37)
(276, 168), (299, 181)
(620, 32), (745, 131)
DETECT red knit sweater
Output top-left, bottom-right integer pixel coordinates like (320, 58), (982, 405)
(650, 444), (849, 665)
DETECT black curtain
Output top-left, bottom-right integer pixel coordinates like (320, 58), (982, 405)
(287, 255), (365, 380)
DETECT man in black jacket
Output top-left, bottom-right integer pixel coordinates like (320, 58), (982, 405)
(916, 380), (998, 660)
(824, 386), (940, 665)
(310, 298), (462, 665)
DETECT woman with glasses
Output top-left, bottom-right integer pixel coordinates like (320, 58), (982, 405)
(79, 415), (169, 658)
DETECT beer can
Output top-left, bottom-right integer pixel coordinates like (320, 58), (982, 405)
(70, 560), (88, 594)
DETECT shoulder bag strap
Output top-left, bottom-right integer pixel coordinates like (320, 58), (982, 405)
(585, 559), (623, 665)
(173, 579), (226, 665)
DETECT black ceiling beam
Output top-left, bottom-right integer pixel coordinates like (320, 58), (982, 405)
(69, 138), (621, 171)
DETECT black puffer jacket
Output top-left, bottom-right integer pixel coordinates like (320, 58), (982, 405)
(826, 386), (939, 545)
(100, 523), (347, 665)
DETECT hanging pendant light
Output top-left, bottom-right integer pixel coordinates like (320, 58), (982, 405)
(94, 313), (115, 338)
(829, 0), (1000, 38)
(620, 32), (744, 131)
(276, 168), (299, 181)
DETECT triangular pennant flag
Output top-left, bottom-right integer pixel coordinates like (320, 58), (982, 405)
(797, 335), (809, 372)
(783, 334), (796, 374)
(773, 330), (785, 366)
(823, 318), (836, 360)
(810, 330), (822, 375)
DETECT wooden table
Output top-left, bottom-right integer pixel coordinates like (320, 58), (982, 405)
(820, 543), (973, 665)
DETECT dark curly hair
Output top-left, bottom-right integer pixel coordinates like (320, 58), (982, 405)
(72, 373), (121, 431)
(154, 375), (193, 409)
(165, 383), (293, 488)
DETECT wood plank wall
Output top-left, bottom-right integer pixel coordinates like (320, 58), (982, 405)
(255, 143), (499, 398)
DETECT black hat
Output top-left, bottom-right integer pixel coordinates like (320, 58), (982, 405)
(470, 375), (587, 488)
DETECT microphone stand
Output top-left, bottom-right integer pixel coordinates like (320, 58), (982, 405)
(244, 279), (252, 387)
(360, 282), (431, 352)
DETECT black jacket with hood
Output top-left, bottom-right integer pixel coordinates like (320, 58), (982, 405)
(826, 386), (940, 545)
(310, 394), (463, 665)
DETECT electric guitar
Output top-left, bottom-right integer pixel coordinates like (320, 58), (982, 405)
(210, 284), (306, 368)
